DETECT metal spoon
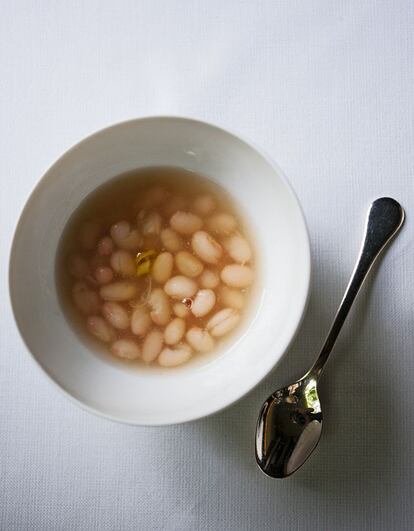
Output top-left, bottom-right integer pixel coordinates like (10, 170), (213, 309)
(255, 197), (405, 478)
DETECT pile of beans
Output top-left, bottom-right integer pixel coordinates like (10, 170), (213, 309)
(67, 185), (254, 368)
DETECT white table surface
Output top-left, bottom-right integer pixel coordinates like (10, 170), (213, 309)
(1, 1), (413, 530)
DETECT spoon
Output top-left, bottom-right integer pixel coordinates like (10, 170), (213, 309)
(255, 197), (405, 478)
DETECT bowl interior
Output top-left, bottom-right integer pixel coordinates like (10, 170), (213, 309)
(9, 117), (310, 425)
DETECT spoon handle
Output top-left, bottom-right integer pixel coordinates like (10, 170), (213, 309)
(308, 197), (404, 379)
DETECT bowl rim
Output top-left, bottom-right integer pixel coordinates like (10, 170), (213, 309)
(8, 115), (311, 426)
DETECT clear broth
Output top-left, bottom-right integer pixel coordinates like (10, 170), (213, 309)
(57, 166), (258, 370)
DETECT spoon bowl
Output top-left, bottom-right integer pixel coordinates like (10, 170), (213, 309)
(256, 376), (322, 477)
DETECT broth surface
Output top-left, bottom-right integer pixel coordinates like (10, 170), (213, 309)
(57, 166), (256, 368)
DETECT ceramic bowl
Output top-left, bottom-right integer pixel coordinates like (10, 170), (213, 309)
(9, 117), (310, 425)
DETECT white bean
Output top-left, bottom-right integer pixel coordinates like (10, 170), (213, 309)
(223, 234), (252, 263)
(162, 196), (187, 218)
(100, 281), (137, 301)
(141, 211), (162, 236)
(131, 306), (152, 335)
(151, 252), (174, 284)
(148, 288), (171, 325)
(175, 251), (204, 278)
(110, 220), (129, 241)
(158, 345), (192, 367)
(120, 229), (142, 251)
(170, 211), (203, 235)
(164, 276), (197, 299)
(102, 301), (130, 330)
(164, 318), (186, 345)
(207, 308), (241, 337)
(97, 236), (114, 256)
(186, 327), (215, 353)
(142, 328), (164, 362)
(192, 194), (216, 216)
(207, 213), (237, 235)
(199, 268), (220, 289)
(191, 231), (223, 264)
(160, 228), (183, 253)
(110, 250), (136, 277)
(79, 221), (101, 250)
(94, 266), (114, 285)
(68, 255), (89, 279)
(191, 289), (216, 317)
(218, 286), (245, 310)
(173, 302), (191, 318)
(110, 221), (142, 251)
(111, 339), (140, 360)
(72, 282), (100, 315)
(87, 316), (116, 343)
(221, 264), (253, 288)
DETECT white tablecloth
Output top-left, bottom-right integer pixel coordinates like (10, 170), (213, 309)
(1, 1), (413, 530)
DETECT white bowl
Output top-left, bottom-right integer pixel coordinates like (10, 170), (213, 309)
(9, 117), (310, 425)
